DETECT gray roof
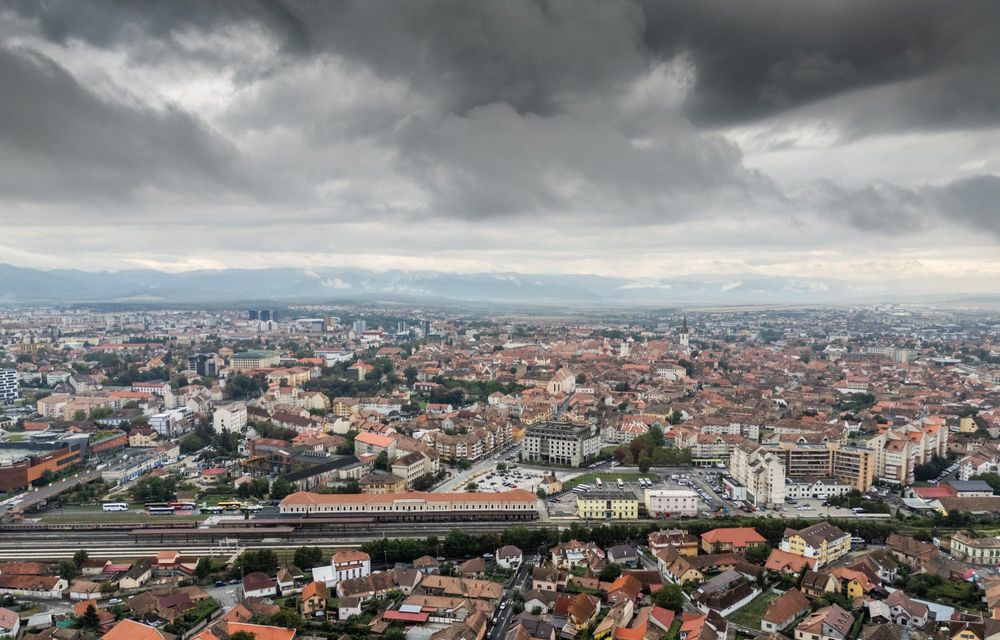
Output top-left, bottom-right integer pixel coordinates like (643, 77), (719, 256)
(950, 480), (994, 492)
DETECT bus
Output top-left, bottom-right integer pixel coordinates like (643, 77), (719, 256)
(218, 500), (243, 510)
(242, 504), (264, 513)
(102, 502), (128, 512)
(201, 506), (223, 514)
(146, 503), (175, 515)
(170, 501), (196, 511)
(617, 478), (624, 489)
(595, 478), (603, 487)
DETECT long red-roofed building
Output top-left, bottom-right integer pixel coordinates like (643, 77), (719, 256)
(279, 489), (538, 519)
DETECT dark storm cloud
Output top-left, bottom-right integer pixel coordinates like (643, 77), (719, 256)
(0, 45), (244, 203)
(2, 0), (1000, 241)
(10, 0), (1000, 130)
(817, 175), (1000, 237)
(640, 0), (1000, 129)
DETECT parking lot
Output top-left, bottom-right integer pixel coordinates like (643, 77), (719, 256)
(472, 465), (547, 494)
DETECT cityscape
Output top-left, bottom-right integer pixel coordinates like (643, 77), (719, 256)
(2, 4), (1000, 640)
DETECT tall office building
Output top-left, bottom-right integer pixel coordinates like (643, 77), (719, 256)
(352, 319), (367, 334)
(188, 353), (219, 377)
(248, 308), (273, 322)
(0, 369), (21, 404)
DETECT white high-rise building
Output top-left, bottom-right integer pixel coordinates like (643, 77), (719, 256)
(0, 369), (20, 404)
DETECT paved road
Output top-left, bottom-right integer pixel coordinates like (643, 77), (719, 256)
(489, 556), (535, 640)
(0, 470), (102, 516)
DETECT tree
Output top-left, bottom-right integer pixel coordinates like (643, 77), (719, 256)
(598, 563), (623, 582)
(294, 546), (325, 570)
(404, 366), (418, 386)
(73, 410), (87, 422)
(270, 477), (293, 500)
(651, 584), (684, 612)
(744, 543), (771, 565)
(58, 559), (79, 581)
(130, 476), (177, 503)
(195, 557), (213, 581)
(375, 451), (390, 471)
(73, 549), (89, 569)
(269, 608), (302, 629)
(466, 481), (479, 492)
(232, 550), (279, 577)
(456, 458), (471, 470)
(637, 451), (651, 473)
(230, 632), (257, 640)
(536, 487), (547, 499)
(78, 604), (101, 631)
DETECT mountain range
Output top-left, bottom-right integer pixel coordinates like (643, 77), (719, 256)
(0, 263), (986, 306)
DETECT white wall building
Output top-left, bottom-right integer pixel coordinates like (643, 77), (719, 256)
(213, 402), (247, 433)
(644, 489), (699, 518)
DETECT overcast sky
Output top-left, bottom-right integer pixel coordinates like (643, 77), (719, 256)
(2, 0), (1000, 294)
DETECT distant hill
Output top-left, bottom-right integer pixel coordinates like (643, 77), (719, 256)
(0, 263), (971, 306)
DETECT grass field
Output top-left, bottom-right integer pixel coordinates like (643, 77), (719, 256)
(563, 472), (647, 490)
(725, 590), (778, 628)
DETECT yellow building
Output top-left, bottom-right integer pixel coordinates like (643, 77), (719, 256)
(959, 416), (977, 433)
(358, 471), (406, 495)
(779, 522), (851, 568)
(577, 490), (639, 520)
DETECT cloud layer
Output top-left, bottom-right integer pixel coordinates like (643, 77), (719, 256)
(1, 0), (999, 294)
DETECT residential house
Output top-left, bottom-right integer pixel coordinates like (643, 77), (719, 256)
(0, 607), (20, 638)
(691, 570), (759, 617)
(606, 575), (643, 605)
(312, 550), (371, 587)
(300, 581), (328, 616)
(800, 571), (840, 599)
(338, 596), (362, 620)
(564, 594), (601, 636)
(829, 568), (878, 599)
(762, 589), (811, 632)
(496, 546), (523, 570)
(531, 567), (564, 592)
(100, 620), (169, 640)
(457, 557), (487, 579)
(884, 591), (929, 629)
(886, 534), (936, 566)
(794, 605), (854, 640)
(0, 575), (68, 598)
(765, 549), (817, 575)
(242, 572), (278, 599)
(700, 528), (767, 554)
(648, 530), (699, 557)
(607, 545), (638, 568)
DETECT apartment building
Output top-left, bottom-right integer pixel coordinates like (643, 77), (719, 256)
(729, 443), (787, 507)
(950, 533), (1000, 565)
(213, 402), (247, 433)
(148, 408), (193, 438)
(780, 522), (851, 568)
(231, 350), (280, 371)
(521, 421), (600, 467)
(0, 369), (20, 404)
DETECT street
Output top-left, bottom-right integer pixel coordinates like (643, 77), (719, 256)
(488, 554), (535, 640)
